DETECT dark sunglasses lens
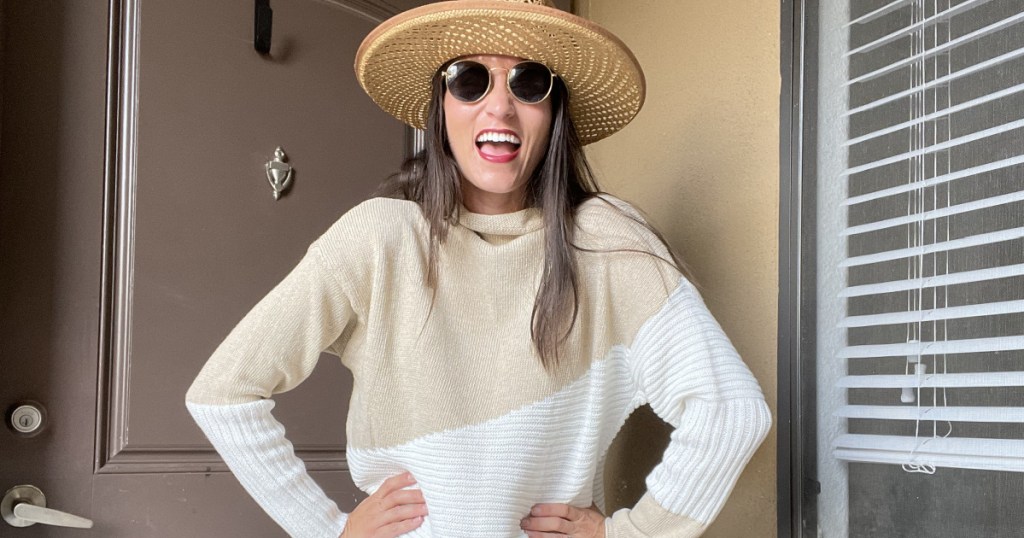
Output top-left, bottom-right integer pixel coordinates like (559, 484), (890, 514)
(447, 62), (490, 102)
(509, 62), (552, 103)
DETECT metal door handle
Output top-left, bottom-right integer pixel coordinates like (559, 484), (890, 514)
(2, 485), (93, 529)
(13, 502), (93, 528)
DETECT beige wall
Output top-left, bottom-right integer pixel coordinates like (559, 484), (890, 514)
(578, 1), (780, 536)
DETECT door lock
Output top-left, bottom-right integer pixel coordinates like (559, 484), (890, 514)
(8, 403), (44, 434)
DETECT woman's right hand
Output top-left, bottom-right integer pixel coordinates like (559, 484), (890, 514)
(340, 472), (428, 538)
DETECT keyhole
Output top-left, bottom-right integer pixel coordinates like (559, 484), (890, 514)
(10, 404), (43, 433)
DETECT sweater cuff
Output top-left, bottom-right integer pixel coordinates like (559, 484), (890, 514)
(187, 399), (348, 537)
(605, 493), (705, 538)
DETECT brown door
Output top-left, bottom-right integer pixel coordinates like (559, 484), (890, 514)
(1, 0), (429, 535)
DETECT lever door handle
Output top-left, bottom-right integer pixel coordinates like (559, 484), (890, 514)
(13, 502), (94, 528)
(2, 485), (93, 529)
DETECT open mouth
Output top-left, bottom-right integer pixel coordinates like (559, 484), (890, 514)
(476, 131), (522, 161)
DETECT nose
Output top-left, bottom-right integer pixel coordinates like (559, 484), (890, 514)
(484, 70), (515, 118)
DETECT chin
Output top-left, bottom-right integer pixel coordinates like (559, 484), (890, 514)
(474, 176), (523, 194)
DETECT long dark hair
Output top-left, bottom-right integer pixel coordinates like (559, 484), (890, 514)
(376, 71), (685, 370)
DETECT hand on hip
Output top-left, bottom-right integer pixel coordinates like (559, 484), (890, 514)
(520, 502), (606, 538)
(340, 472), (428, 538)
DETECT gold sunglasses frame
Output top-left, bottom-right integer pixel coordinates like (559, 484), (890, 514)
(441, 60), (557, 105)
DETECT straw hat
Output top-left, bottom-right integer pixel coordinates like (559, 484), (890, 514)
(354, 0), (645, 145)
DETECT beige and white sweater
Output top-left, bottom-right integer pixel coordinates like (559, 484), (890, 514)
(185, 196), (771, 538)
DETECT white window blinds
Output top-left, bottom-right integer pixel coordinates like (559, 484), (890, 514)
(832, 0), (1024, 474)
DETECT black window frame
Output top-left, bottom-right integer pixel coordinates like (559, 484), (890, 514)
(778, 0), (819, 536)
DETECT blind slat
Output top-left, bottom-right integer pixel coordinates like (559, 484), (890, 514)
(836, 434), (1024, 458)
(834, 434), (1024, 472)
(840, 300), (1024, 327)
(840, 229), (1024, 268)
(843, 191), (1024, 236)
(846, 45), (1024, 116)
(846, 0), (990, 57)
(836, 405), (1024, 422)
(843, 117), (1024, 177)
(844, 154), (1024, 206)
(838, 372), (1024, 388)
(838, 336), (1024, 359)
(845, 82), (1024, 148)
(847, 11), (1024, 85)
(841, 263), (1024, 297)
(845, 0), (909, 27)
(844, 190), (1024, 236)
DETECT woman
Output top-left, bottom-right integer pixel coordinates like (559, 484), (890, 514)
(186, 1), (771, 537)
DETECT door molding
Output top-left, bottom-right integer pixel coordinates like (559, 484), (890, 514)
(95, 0), (144, 475)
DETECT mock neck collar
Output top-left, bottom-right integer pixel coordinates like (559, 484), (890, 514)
(457, 206), (544, 236)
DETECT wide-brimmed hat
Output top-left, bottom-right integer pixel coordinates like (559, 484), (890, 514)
(354, 0), (645, 145)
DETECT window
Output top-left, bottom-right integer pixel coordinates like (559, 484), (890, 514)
(783, 0), (1024, 535)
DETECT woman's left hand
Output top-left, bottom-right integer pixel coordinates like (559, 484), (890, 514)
(520, 502), (606, 537)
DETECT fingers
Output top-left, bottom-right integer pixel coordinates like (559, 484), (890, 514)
(378, 501), (429, 524)
(377, 515), (425, 538)
(377, 486), (426, 512)
(522, 515), (574, 533)
(521, 503), (605, 538)
(534, 503), (577, 518)
(384, 487), (425, 506)
(345, 472), (428, 538)
(375, 471), (417, 498)
(521, 504), (575, 536)
(372, 475), (428, 527)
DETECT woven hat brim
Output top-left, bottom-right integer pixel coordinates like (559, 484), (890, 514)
(354, 1), (646, 145)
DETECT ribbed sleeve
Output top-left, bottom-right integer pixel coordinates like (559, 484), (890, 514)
(606, 278), (772, 537)
(187, 400), (348, 538)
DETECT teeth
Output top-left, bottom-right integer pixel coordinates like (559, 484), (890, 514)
(476, 131), (521, 145)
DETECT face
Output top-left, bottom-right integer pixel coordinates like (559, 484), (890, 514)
(443, 55), (553, 215)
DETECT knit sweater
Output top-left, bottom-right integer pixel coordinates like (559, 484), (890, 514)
(185, 195), (771, 538)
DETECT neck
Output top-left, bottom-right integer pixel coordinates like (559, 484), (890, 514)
(461, 182), (527, 215)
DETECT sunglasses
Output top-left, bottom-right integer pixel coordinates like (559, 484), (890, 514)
(442, 60), (556, 105)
